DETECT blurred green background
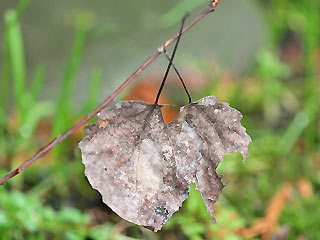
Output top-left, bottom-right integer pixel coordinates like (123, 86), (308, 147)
(0, 0), (319, 239)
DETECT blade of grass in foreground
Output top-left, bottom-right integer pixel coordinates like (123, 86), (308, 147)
(82, 67), (103, 113)
(16, 0), (31, 18)
(0, 28), (11, 113)
(0, 107), (8, 128)
(52, 20), (88, 157)
(0, 0), (31, 127)
(5, 10), (27, 123)
(30, 64), (46, 102)
(302, 4), (320, 149)
(280, 112), (309, 154)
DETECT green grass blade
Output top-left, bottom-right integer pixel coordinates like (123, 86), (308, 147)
(302, 5), (320, 148)
(52, 21), (88, 137)
(5, 10), (27, 122)
(0, 0), (30, 129)
(82, 67), (102, 113)
(19, 101), (54, 139)
(280, 112), (309, 154)
(0, 106), (8, 128)
(0, 28), (11, 112)
(16, 0), (31, 18)
(30, 64), (46, 101)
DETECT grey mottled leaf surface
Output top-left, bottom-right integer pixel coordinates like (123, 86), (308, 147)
(79, 96), (251, 231)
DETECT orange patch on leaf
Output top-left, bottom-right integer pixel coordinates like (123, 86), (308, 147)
(124, 79), (179, 123)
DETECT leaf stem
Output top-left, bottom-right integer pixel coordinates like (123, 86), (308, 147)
(154, 13), (190, 105)
(162, 48), (192, 103)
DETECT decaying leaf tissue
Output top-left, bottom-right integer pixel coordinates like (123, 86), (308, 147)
(79, 96), (251, 231)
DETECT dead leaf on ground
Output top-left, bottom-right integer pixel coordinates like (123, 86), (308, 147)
(79, 96), (251, 231)
(297, 178), (314, 198)
(237, 183), (293, 239)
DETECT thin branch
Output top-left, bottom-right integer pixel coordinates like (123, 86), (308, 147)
(0, 2), (220, 185)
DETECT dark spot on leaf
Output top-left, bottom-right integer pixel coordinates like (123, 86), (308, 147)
(106, 150), (113, 156)
(134, 134), (140, 141)
(154, 206), (169, 220)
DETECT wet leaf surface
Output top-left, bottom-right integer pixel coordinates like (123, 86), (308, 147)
(79, 96), (251, 231)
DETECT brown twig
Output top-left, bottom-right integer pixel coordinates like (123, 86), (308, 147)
(0, 2), (220, 185)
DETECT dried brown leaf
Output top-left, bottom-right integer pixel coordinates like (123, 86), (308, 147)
(237, 183), (293, 239)
(79, 96), (251, 231)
